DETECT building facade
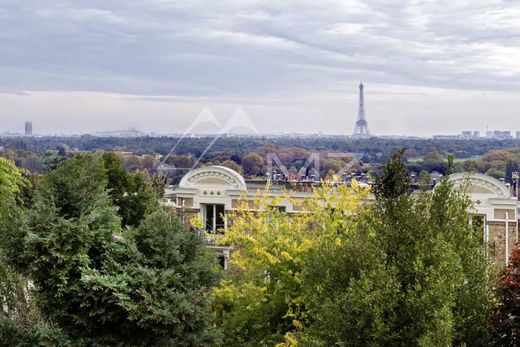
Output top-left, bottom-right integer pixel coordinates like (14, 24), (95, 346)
(448, 172), (518, 267)
(167, 166), (321, 268)
(167, 166), (520, 269)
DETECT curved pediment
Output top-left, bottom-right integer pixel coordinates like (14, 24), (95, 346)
(448, 172), (511, 197)
(179, 166), (246, 190)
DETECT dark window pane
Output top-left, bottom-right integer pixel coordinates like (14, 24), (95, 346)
(205, 204), (214, 231)
(216, 204), (225, 231)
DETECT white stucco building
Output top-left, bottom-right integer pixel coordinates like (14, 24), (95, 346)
(448, 172), (519, 266)
(166, 166), (520, 269)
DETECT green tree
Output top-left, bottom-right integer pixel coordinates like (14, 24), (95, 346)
(321, 159), (344, 177)
(0, 318), (69, 347)
(102, 152), (159, 228)
(300, 150), (494, 346)
(213, 183), (367, 346)
(0, 157), (31, 294)
(0, 158), (62, 345)
(82, 210), (221, 345)
(374, 148), (409, 199)
(423, 150), (443, 163)
(0, 251), (42, 331)
(23, 155), (219, 345)
(0, 158), (29, 267)
(165, 154), (195, 168)
(241, 153), (264, 177)
(24, 156), (119, 340)
(220, 159), (244, 174)
(505, 159), (519, 184)
(0, 157), (26, 206)
(151, 172), (168, 198)
(486, 167), (504, 179)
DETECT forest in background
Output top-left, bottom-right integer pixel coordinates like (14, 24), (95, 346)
(2, 136), (520, 183)
(2, 135), (520, 160)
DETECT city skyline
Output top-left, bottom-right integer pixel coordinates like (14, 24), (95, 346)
(1, 1), (520, 136)
(5, 117), (520, 139)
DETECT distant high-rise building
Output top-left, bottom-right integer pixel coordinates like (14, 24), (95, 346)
(492, 130), (512, 139)
(352, 81), (370, 138)
(461, 130), (480, 138)
(516, 131), (520, 139)
(25, 121), (32, 136)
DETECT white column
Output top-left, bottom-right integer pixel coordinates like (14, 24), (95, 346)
(212, 204), (217, 232)
(484, 217), (489, 257)
(505, 212), (509, 267)
(482, 219), (486, 245)
(515, 213), (518, 243)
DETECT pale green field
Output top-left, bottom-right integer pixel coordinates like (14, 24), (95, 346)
(407, 155), (482, 163)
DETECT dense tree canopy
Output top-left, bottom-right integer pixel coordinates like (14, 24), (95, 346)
(241, 152), (265, 177)
(213, 151), (495, 346)
(102, 152), (159, 228)
(213, 180), (368, 345)
(0, 157), (26, 206)
(0, 158), (52, 344)
(1, 155), (220, 345)
(300, 151), (494, 346)
(3, 135), (519, 163)
(0, 147), (516, 345)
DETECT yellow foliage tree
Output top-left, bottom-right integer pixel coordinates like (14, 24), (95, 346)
(0, 157), (27, 206)
(213, 178), (369, 346)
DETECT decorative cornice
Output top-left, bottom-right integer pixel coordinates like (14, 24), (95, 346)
(448, 172), (511, 198)
(179, 166), (247, 190)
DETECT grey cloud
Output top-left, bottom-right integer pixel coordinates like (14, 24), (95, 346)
(1, 0), (518, 96)
(1, 0), (520, 136)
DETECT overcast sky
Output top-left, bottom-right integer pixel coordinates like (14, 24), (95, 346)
(1, 0), (520, 136)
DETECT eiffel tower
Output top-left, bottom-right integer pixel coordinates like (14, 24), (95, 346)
(352, 81), (370, 137)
